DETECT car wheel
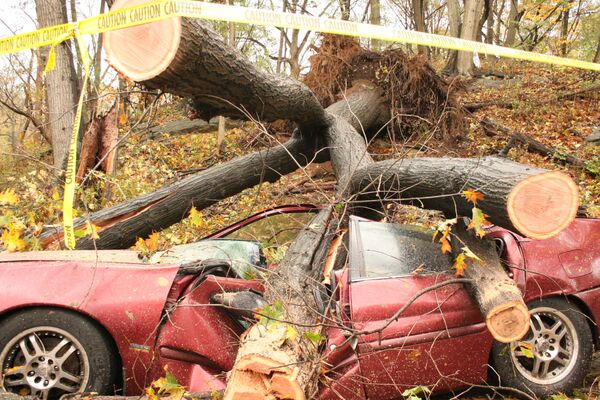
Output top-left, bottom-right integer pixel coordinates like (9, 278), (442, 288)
(492, 298), (593, 397)
(0, 308), (119, 399)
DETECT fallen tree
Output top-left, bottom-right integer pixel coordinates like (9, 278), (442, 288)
(480, 117), (587, 168)
(35, 2), (584, 398)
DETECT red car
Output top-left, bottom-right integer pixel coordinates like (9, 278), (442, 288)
(0, 205), (598, 399)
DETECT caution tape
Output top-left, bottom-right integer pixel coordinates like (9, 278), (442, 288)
(0, 0), (599, 248)
(2, 0), (600, 71)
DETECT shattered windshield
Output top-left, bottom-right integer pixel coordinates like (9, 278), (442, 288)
(350, 219), (452, 280)
(152, 239), (266, 279)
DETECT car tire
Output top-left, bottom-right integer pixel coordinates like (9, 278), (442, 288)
(492, 297), (593, 397)
(0, 308), (119, 399)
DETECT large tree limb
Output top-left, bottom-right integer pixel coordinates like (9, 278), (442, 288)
(39, 135), (317, 249)
(350, 156), (579, 240)
(104, 2), (327, 132)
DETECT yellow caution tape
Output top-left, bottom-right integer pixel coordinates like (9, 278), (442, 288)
(1, 0), (598, 247)
(42, 28), (91, 249)
(2, 0), (599, 71)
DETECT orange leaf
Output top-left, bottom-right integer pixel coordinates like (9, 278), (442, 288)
(440, 234), (452, 254)
(145, 232), (159, 251)
(453, 253), (468, 276)
(462, 189), (484, 204)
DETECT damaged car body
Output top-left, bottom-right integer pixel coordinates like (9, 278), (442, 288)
(0, 205), (599, 399)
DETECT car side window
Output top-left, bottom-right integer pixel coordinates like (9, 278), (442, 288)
(224, 212), (316, 263)
(350, 219), (452, 280)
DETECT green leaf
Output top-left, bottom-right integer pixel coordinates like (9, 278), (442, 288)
(303, 331), (325, 344)
(258, 300), (285, 327)
(402, 385), (431, 400)
(285, 324), (298, 341)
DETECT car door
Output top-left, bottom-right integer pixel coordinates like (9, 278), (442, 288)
(347, 218), (493, 398)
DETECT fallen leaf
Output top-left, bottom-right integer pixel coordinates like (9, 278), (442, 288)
(462, 189), (484, 204)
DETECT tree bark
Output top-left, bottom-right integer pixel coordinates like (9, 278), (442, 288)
(38, 85), (386, 250)
(559, 0), (573, 56)
(485, 0), (495, 44)
(350, 156), (579, 240)
(104, 5), (327, 133)
(505, 0), (520, 46)
(411, 0), (429, 56)
(35, 0), (79, 170)
(457, 0), (484, 75)
(451, 220), (530, 343)
(444, 0), (461, 74)
(369, 0), (382, 51)
(594, 33), (600, 63)
(39, 136), (317, 249)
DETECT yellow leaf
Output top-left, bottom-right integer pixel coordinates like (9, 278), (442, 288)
(462, 189), (484, 204)
(52, 188), (60, 201)
(453, 253), (467, 276)
(461, 246), (482, 263)
(133, 237), (146, 251)
(0, 189), (18, 205)
(467, 207), (490, 238)
(188, 206), (204, 228)
(285, 324), (298, 341)
(1, 227), (26, 252)
(84, 221), (100, 240)
(515, 342), (534, 358)
(145, 387), (158, 400)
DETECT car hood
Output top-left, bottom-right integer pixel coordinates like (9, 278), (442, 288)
(0, 250), (146, 264)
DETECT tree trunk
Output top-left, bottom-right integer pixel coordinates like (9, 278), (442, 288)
(451, 220), (530, 343)
(339, 0), (351, 20)
(103, 4), (327, 132)
(369, 0), (382, 51)
(39, 136), (317, 249)
(457, 0), (484, 75)
(486, 0), (495, 44)
(35, 0), (78, 170)
(350, 156), (579, 240)
(224, 78), (376, 400)
(411, 0), (429, 56)
(38, 85), (387, 249)
(559, 1), (572, 56)
(444, 0), (461, 74)
(594, 33), (600, 63)
(505, 0), (520, 46)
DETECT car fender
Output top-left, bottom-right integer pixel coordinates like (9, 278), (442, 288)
(0, 260), (180, 393)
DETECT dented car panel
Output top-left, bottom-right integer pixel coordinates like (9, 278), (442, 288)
(0, 258), (180, 392)
(1, 209), (599, 399)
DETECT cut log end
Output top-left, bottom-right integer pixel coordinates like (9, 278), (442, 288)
(486, 300), (531, 343)
(507, 171), (579, 240)
(226, 355), (305, 400)
(104, 0), (182, 82)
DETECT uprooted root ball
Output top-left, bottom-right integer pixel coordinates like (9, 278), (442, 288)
(304, 34), (466, 142)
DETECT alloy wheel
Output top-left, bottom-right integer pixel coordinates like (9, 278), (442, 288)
(511, 306), (578, 385)
(1, 326), (89, 399)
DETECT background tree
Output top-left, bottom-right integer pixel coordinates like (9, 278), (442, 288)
(35, 0), (78, 170)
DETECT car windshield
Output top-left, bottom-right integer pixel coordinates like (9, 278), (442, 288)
(350, 219), (452, 280)
(151, 239), (265, 279)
